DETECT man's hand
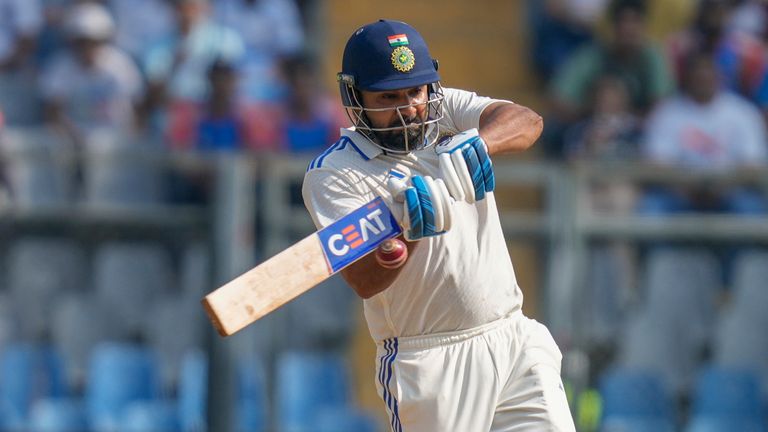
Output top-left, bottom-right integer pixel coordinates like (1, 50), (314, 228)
(435, 128), (495, 204)
(388, 175), (453, 241)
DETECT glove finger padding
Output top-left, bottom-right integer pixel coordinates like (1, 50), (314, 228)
(435, 129), (495, 204)
(394, 175), (454, 241)
(423, 176), (445, 232)
(432, 177), (453, 232)
(403, 187), (423, 240)
(461, 144), (485, 201)
(386, 176), (409, 224)
(472, 138), (495, 192)
(450, 150), (476, 204)
(438, 152), (465, 203)
(411, 176), (438, 236)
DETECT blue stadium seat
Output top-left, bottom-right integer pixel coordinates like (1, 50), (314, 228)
(730, 250), (768, 318)
(28, 398), (88, 432)
(0, 292), (18, 355)
(276, 351), (351, 432)
(713, 311), (768, 399)
(51, 294), (113, 391)
(86, 342), (160, 431)
(643, 248), (720, 350)
(7, 238), (88, 339)
(0, 343), (67, 428)
(715, 250), (768, 399)
(599, 368), (673, 421)
(178, 349), (208, 432)
(119, 400), (180, 432)
(236, 354), (267, 432)
(93, 242), (175, 338)
(684, 415), (766, 432)
(583, 245), (633, 346)
(691, 366), (763, 419)
(313, 405), (380, 432)
(144, 294), (204, 393)
(600, 416), (676, 432)
(617, 248), (722, 396)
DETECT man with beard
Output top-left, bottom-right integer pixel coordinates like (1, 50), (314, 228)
(302, 19), (575, 431)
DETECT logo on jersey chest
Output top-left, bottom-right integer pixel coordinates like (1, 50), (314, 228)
(318, 197), (402, 272)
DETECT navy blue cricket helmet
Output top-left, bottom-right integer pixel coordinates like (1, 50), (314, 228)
(338, 19), (445, 153)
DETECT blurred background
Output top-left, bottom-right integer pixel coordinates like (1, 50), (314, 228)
(0, 0), (767, 431)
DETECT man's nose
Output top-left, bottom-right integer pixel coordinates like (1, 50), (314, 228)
(398, 97), (419, 116)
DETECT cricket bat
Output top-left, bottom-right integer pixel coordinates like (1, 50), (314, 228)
(202, 197), (402, 337)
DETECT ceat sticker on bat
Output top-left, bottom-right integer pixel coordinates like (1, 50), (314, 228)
(318, 197), (402, 272)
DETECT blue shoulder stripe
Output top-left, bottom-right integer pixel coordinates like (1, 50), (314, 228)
(307, 136), (370, 171)
(308, 140), (342, 171)
(346, 138), (370, 161)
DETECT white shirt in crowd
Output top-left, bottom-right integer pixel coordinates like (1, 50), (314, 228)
(212, 0), (303, 55)
(644, 91), (768, 170)
(108, 0), (174, 59)
(303, 88), (523, 341)
(143, 19), (244, 102)
(0, 0), (42, 62)
(213, 0), (304, 102)
(40, 45), (143, 133)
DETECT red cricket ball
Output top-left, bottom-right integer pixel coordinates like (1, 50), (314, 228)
(375, 238), (408, 269)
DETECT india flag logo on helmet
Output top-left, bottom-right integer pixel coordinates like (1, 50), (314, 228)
(388, 34), (409, 47)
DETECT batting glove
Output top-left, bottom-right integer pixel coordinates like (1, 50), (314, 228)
(387, 175), (453, 241)
(434, 128), (495, 204)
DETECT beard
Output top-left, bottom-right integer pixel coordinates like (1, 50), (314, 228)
(372, 119), (425, 152)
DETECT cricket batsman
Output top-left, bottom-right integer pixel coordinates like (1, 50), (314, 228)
(302, 19), (576, 431)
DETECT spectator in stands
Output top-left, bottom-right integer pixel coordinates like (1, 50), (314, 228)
(142, 0), (244, 144)
(564, 73), (643, 161)
(219, 52), (346, 154)
(727, 0), (768, 40)
(195, 59), (249, 152)
(529, 0), (597, 83)
(280, 54), (345, 153)
(39, 2), (143, 145)
(0, 0), (42, 72)
(666, 0), (768, 109)
(640, 51), (768, 216)
(0, 0), (43, 126)
(107, 0), (175, 61)
(547, 0), (673, 157)
(212, 0), (305, 104)
(564, 74), (640, 352)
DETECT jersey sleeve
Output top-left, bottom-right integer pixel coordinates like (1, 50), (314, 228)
(440, 87), (512, 133)
(302, 167), (371, 229)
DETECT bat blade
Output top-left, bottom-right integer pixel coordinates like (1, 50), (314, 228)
(202, 197), (402, 337)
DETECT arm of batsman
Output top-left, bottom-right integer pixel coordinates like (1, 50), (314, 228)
(434, 128), (495, 204)
(387, 175), (453, 241)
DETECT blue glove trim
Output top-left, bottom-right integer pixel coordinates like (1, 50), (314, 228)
(411, 176), (437, 236)
(404, 187), (423, 239)
(462, 145), (485, 201)
(472, 139), (495, 192)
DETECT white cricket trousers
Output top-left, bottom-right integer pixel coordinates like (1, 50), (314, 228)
(373, 311), (576, 432)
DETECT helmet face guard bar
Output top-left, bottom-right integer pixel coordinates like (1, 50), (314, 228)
(338, 76), (445, 154)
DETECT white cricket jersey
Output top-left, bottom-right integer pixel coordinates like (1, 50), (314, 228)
(302, 87), (523, 341)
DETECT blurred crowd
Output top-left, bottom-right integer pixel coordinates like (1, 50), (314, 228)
(537, 0), (768, 216)
(0, 0), (345, 157)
